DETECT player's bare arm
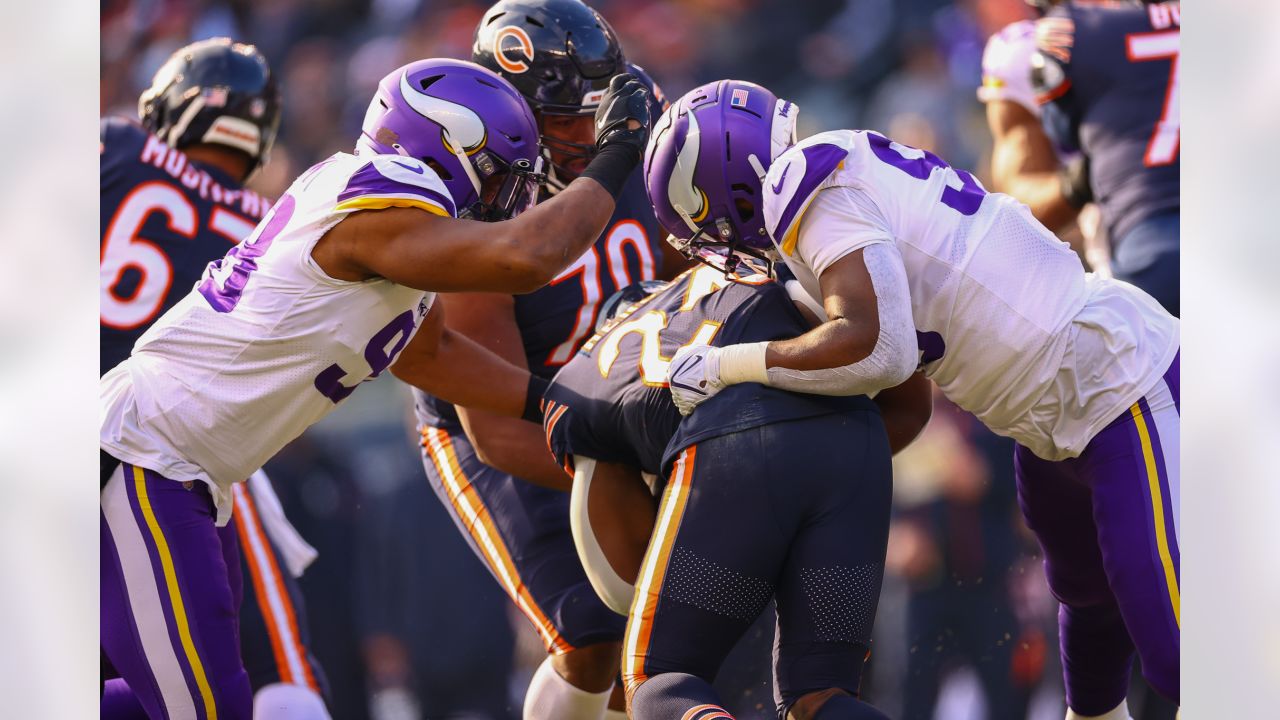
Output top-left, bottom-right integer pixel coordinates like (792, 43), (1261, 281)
(763, 250), (882, 371)
(872, 372), (933, 454)
(312, 73), (651, 295)
(390, 302), (533, 419)
(437, 292), (575, 490)
(311, 178), (615, 293)
(986, 99), (1079, 232)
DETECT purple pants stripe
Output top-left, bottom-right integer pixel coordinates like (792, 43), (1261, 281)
(1134, 396), (1181, 605)
(101, 459), (252, 719)
(1013, 353), (1181, 713)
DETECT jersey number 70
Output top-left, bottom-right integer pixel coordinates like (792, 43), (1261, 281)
(1127, 29), (1180, 166)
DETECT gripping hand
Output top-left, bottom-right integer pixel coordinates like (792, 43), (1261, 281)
(594, 73), (651, 158)
(666, 345), (725, 416)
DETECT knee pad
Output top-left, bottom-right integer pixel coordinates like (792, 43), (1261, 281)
(253, 682), (331, 720)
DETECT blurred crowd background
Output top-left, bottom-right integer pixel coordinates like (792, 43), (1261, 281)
(101, 1), (1114, 718)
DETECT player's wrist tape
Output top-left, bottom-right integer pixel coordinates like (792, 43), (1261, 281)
(579, 143), (640, 199)
(717, 342), (770, 386)
(523, 375), (550, 424)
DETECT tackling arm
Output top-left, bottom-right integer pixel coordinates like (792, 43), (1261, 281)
(668, 243), (918, 414)
(438, 292), (575, 491)
(313, 73), (653, 295)
(390, 302), (533, 419)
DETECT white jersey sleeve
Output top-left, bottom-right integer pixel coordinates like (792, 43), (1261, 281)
(762, 130), (1176, 459)
(792, 185), (893, 280)
(101, 152), (447, 523)
(978, 20), (1040, 116)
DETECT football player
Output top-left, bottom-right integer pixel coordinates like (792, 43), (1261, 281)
(1031, 0), (1180, 315)
(100, 38), (331, 720)
(412, 2), (680, 718)
(647, 80), (1179, 720)
(100, 58), (651, 720)
(541, 261), (932, 720)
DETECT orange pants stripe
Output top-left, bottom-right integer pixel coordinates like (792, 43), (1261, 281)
(623, 446), (697, 698)
(421, 426), (573, 654)
(232, 483), (319, 693)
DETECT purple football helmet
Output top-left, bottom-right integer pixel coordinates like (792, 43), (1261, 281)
(357, 58), (545, 221)
(643, 79), (798, 271)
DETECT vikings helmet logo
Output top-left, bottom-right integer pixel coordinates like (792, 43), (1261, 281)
(398, 71), (487, 156)
(665, 110), (710, 232)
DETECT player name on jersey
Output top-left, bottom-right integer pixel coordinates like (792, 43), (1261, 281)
(137, 133), (270, 218)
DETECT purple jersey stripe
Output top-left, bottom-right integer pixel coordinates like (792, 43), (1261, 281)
(771, 143), (847, 244)
(337, 161), (457, 217)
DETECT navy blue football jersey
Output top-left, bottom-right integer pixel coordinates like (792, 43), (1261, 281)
(542, 264), (875, 479)
(415, 167), (667, 428)
(1033, 1), (1180, 241)
(100, 117), (271, 373)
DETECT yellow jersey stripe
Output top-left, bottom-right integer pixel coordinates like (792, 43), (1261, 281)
(1130, 403), (1180, 627)
(133, 467), (218, 719)
(333, 196), (449, 216)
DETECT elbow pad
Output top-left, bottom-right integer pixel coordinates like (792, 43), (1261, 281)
(765, 243), (918, 396)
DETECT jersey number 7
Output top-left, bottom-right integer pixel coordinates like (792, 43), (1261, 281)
(1127, 29), (1180, 166)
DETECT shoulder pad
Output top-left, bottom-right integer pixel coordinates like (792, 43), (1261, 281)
(335, 155), (457, 218)
(762, 133), (851, 255)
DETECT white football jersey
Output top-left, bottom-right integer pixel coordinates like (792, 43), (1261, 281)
(978, 20), (1040, 115)
(762, 130), (1177, 460)
(101, 152), (452, 522)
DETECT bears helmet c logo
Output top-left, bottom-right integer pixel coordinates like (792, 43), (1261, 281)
(494, 26), (534, 74)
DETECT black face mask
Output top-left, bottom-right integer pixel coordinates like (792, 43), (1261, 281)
(461, 156), (546, 222)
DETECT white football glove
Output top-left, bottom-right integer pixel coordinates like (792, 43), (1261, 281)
(666, 345), (725, 416)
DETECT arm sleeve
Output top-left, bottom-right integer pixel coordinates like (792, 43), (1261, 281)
(765, 204), (918, 397)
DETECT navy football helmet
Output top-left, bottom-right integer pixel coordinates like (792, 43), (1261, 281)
(473, 0), (626, 186)
(139, 37), (282, 178)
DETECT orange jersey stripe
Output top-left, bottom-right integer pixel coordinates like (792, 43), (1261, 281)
(422, 426), (573, 654)
(233, 484), (319, 692)
(623, 446), (697, 697)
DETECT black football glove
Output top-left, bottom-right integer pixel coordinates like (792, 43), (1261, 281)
(594, 73), (651, 158)
(1059, 153), (1093, 208)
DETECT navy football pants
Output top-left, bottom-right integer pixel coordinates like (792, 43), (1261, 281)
(623, 410), (893, 718)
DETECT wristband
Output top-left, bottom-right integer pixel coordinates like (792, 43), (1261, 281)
(579, 143), (640, 199)
(523, 374), (550, 424)
(718, 342), (770, 386)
